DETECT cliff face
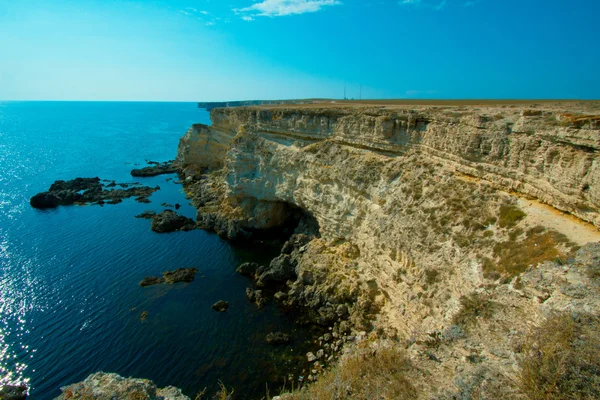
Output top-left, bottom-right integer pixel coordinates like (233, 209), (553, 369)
(177, 104), (600, 396)
(180, 106), (600, 229)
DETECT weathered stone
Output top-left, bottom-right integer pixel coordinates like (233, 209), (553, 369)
(237, 262), (260, 277)
(151, 210), (196, 233)
(131, 161), (177, 177)
(54, 372), (189, 399)
(306, 352), (317, 362)
(140, 268), (198, 287)
(163, 268), (199, 284)
(0, 385), (27, 400)
(30, 177), (158, 209)
(212, 300), (229, 312)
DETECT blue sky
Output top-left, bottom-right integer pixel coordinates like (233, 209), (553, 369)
(1, 0), (599, 101)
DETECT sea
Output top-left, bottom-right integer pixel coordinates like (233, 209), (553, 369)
(0, 102), (314, 399)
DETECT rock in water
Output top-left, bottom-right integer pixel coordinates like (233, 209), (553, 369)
(139, 276), (165, 287)
(0, 385), (27, 400)
(54, 372), (189, 399)
(30, 177), (158, 209)
(236, 262), (260, 277)
(163, 268), (199, 284)
(29, 192), (60, 209)
(150, 210), (196, 233)
(140, 268), (198, 287)
(266, 332), (292, 345)
(212, 300), (229, 312)
(135, 211), (157, 219)
(131, 161), (178, 177)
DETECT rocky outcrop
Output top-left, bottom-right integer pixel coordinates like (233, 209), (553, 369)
(139, 268), (199, 287)
(150, 211), (196, 233)
(30, 177), (158, 208)
(54, 372), (189, 400)
(0, 385), (27, 400)
(131, 161), (178, 177)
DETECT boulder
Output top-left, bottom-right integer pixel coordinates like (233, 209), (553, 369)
(29, 192), (60, 209)
(212, 300), (229, 312)
(236, 262), (260, 277)
(151, 211), (196, 233)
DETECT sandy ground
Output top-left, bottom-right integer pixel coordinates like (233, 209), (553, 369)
(518, 197), (600, 246)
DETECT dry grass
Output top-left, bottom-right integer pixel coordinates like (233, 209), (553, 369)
(286, 346), (417, 400)
(498, 204), (527, 229)
(519, 312), (600, 399)
(452, 292), (495, 331)
(492, 227), (575, 277)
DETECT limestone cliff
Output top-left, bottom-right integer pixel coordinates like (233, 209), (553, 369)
(177, 102), (600, 398)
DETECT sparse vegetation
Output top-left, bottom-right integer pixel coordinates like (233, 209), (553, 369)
(286, 346), (417, 400)
(518, 312), (600, 399)
(498, 204), (527, 228)
(493, 227), (575, 277)
(452, 292), (495, 330)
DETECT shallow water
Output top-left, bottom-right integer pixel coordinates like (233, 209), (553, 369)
(0, 102), (313, 399)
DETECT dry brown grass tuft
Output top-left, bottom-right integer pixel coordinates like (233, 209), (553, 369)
(452, 292), (495, 331)
(519, 312), (600, 400)
(287, 346), (417, 400)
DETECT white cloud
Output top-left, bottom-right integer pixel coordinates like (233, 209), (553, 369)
(400, 0), (477, 9)
(235, 0), (342, 19)
(242, 15), (255, 21)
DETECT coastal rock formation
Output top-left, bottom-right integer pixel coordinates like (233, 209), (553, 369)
(30, 177), (158, 208)
(0, 385), (27, 400)
(178, 102), (600, 398)
(139, 268), (199, 287)
(150, 210), (196, 233)
(54, 372), (189, 400)
(131, 161), (178, 177)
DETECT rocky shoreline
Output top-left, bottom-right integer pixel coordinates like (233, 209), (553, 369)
(18, 102), (600, 399)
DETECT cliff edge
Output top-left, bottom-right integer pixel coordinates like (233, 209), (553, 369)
(176, 101), (600, 398)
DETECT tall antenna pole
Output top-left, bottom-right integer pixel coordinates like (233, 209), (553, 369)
(359, 84), (362, 100)
(344, 85), (347, 100)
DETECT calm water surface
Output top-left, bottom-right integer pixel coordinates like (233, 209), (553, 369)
(0, 102), (312, 399)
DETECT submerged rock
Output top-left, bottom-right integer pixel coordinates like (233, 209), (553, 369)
(131, 161), (178, 177)
(54, 372), (189, 400)
(30, 177), (159, 209)
(0, 385), (27, 400)
(151, 210), (196, 233)
(212, 300), (229, 312)
(140, 268), (199, 287)
(266, 332), (292, 345)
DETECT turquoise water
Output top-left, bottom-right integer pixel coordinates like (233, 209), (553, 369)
(0, 102), (311, 399)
